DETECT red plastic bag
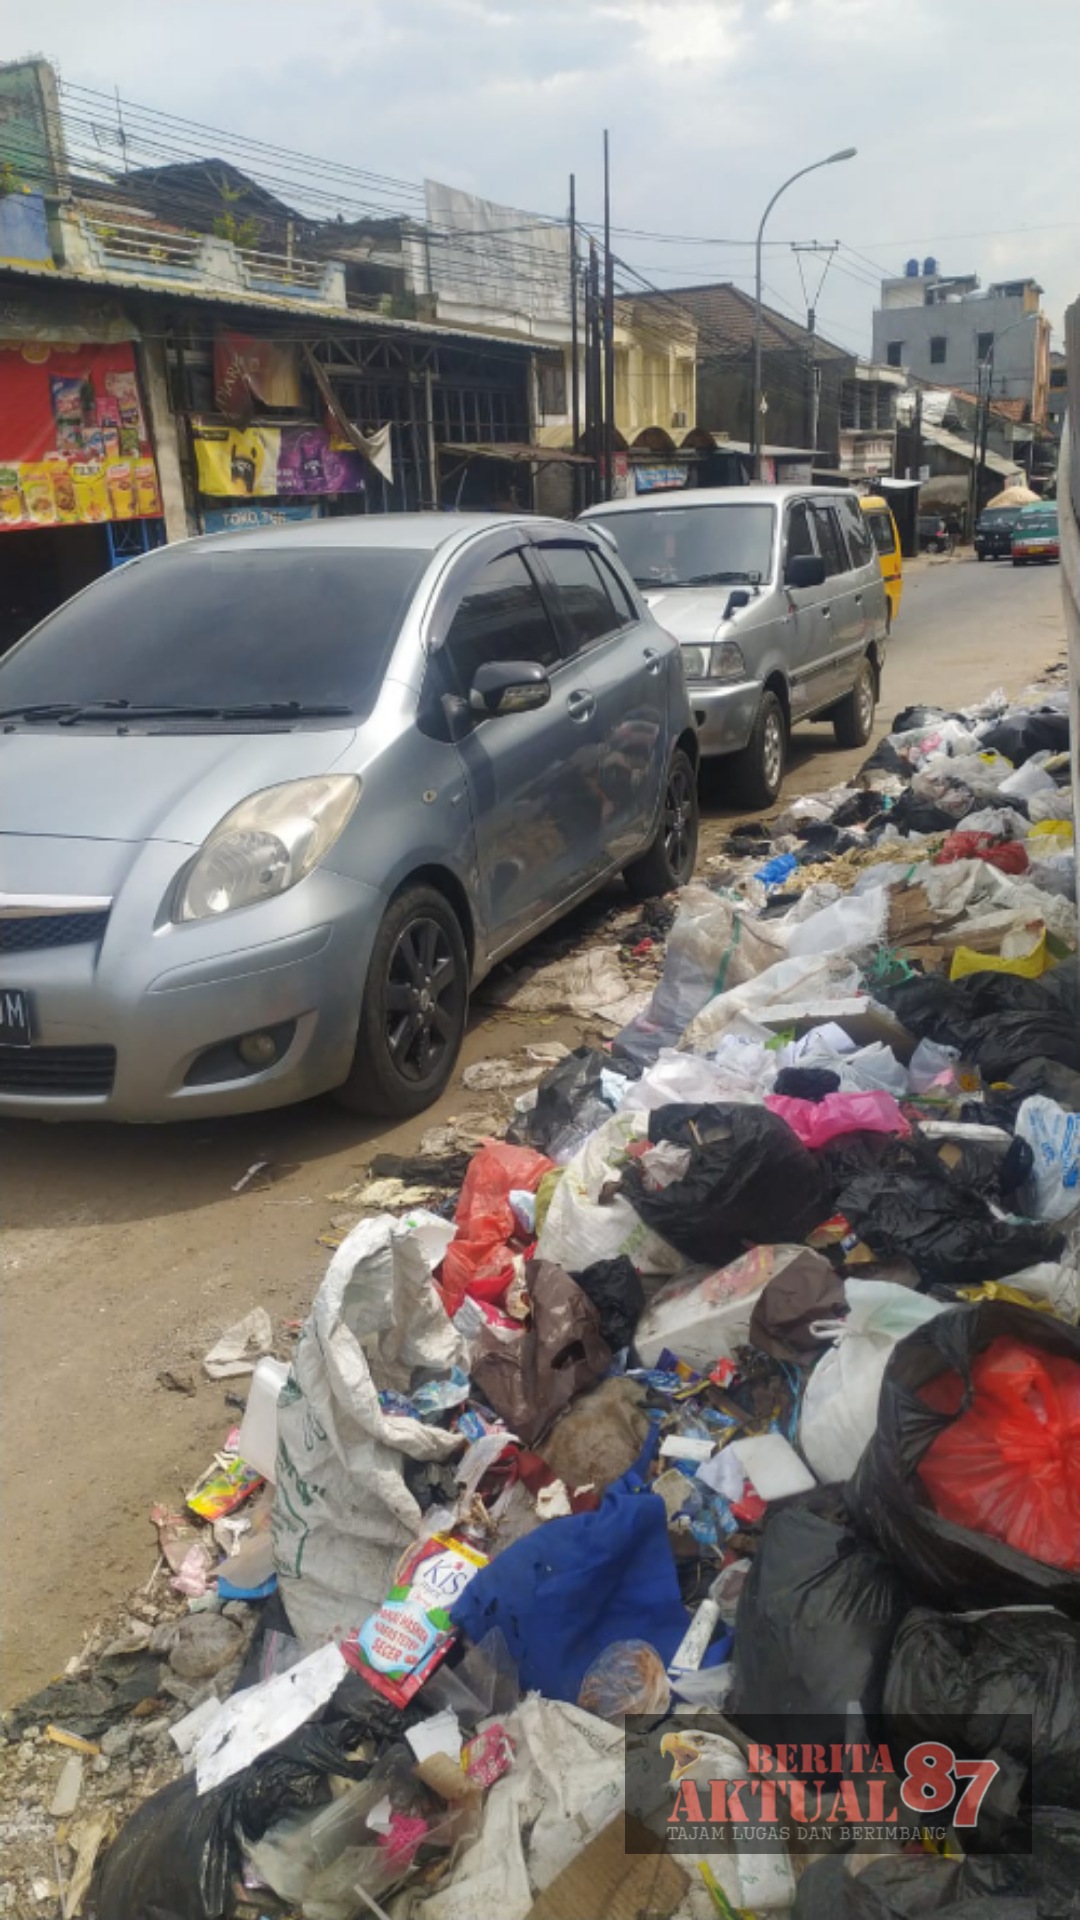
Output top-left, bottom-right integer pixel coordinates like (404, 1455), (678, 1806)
(441, 1141), (554, 1312)
(936, 831), (1029, 875)
(765, 1089), (910, 1151)
(918, 1336), (1080, 1572)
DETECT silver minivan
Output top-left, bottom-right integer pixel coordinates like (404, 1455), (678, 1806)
(581, 485), (888, 807)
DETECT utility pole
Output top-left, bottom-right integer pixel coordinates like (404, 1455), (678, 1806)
(602, 130), (615, 501)
(569, 173), (580, 513)
(966, 362), (982, 539)
(912, 386), (923, 484)
(806, 304), (817, 455)
(587, 241), (602, 507)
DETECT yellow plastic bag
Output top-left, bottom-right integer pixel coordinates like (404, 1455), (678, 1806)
(956, 1282), (1054, 1314)
(950, 926), (1048, 981)
(1030, 819), (1074, 840)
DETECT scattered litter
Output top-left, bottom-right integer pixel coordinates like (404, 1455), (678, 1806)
(202, 1307), (275, 1380)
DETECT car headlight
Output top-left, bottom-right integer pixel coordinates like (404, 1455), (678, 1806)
(175, 775), (361, 922)
(681, 641), (747, 683)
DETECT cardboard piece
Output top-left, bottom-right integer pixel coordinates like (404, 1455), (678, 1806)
(525, 1817), (688, 1920)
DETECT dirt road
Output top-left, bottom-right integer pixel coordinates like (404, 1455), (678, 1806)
(1, 552), (1066, 1702)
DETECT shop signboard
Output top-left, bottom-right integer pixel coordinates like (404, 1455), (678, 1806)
(200, 500), (324, 533)
(192, 420), (367, 498)
(0, 339), (162, 532)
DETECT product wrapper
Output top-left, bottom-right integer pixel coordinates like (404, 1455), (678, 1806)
(342, 1532), (488, 1707)
(186, 1427), (264, 1521)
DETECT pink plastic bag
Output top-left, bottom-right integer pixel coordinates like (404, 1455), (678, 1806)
(766, 1089), (910, 1152)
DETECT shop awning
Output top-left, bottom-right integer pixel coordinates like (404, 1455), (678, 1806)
(438, 441), (594, 466)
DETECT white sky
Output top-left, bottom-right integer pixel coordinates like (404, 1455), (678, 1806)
(5, 0), (1079, 353)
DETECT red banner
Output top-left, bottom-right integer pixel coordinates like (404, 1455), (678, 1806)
(0, 339), (162, 531)
(213, 333), (302, 423)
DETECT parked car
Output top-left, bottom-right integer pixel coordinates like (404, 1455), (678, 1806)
(974, 506), (1017, 560)
(580, 485), (888, 808)
(1011, 506), (1060, 566)
(0, 515), (698, 1122)
(860, 494), (903, 628)
(917, 513), (952, 554)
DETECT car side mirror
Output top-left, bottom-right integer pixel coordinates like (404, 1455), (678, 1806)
(724, 588), (752, 618)
(785, 553), (826, 589)
(469, 660), (552, 717)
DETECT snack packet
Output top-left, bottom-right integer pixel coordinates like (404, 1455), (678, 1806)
(342, 1533), (488, 1708)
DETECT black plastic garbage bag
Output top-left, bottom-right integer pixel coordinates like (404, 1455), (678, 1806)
(793, 1852), (1033, 1920)
(981, 708), (1070, 767)
(884, 1607), (1080, 1811)
(571, 1255), (645, 1352)
(728, 1506), (911, 1721)
(625, 1103), (832, 1266)
(774, 1065), (842, 1103)
(848, 1303), (1080, 1616)
(4, 1651), (164, 1741)
(513, 1046), (610, 1152)
(836, 1134), (1062, 1288)
(884, 967), (1080, 1081)
(892, 704), (955, 733)
(90, 1673), (419, 1920)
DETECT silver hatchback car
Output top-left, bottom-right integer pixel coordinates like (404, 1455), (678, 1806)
(0, 514), (698, 1122)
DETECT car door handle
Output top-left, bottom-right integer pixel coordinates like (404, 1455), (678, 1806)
(821, 605), (831, 617)
(854, 593), (862, 604)
(566, 689), (596, 722)
(643, 647), (663, 675)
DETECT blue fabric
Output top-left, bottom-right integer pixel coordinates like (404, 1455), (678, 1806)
(450, 1449), (688, 1704)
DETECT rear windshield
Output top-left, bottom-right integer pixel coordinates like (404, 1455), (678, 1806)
(1017, 517), (1057, 536)
(586, 503), (776, 588)
(0, 541), (429, 725)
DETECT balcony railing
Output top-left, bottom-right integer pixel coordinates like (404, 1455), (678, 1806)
(84, 217), (202, 272)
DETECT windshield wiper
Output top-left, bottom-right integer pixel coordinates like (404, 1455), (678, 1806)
(685, 570), (761, 587)
(3, 699), (354, 725)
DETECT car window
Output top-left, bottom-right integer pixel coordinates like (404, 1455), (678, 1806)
(785, 502), (816, 561)
(864, 509), (896, 556)
(591, 549), (639, 625)
(836, 495), (875, 568)
(584, 503), (775, 588)
(0, 543), (428, 723)
(538, 542), (623, 655)
(809, 503), (849, 578)
(442, 550), (560, 697)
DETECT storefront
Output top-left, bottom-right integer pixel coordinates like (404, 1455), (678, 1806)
(0, 311), (165, 654)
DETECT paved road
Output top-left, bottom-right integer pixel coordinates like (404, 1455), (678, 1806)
(1, 551), (1066, 1701)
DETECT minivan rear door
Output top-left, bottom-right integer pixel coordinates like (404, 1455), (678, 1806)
(808, 499), (863, 708)
(782, 498), (835, 719)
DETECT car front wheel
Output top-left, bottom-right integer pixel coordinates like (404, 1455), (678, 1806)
(335, 884), (469, 1117)
(624, 747), (699, 898)
(727, 690), (786, 809)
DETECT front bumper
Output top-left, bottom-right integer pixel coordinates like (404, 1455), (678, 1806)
(686, 679), (762, 758)
(0, 850), (386, 1121)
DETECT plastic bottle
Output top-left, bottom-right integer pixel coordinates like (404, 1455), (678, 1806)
(237, 1356), (288, 1481)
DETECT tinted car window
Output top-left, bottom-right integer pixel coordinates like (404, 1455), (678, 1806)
(864, 509), (896, 556)
(539, 543), (622, 654)
(837, 496), (875, 568)
(442, 550), (560, 696)
(586, 503), (775, 587)
(810, 504), (848, 577)
(592, 550), (639, 624)
(786, 502), (815, 560)
(0, 543), (428, 722)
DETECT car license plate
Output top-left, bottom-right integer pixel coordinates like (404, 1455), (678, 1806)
(0, 988), (34, 1046)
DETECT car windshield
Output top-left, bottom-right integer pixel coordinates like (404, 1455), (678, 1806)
(586, 503), (775, 588)
(0, 541), (429, 726)
(980, 511), (1014, 527)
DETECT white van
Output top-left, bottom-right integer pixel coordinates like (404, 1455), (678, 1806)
(581, 485), (889, 806)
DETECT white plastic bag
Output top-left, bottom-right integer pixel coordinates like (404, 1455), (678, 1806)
(683, 953), (862, 1053)
(799, 1280), (950, 1484)
(535, 1109), (685, 1277)
(784, 887), (887, 959)
(273, 1216), (467, 1647)
(616, 885), (788, 1066)
(635, 1245), (826, 1369)
(1016, 1097), (1080, 1222)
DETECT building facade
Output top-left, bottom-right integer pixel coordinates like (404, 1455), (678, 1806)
(872, 262), (1051, 423)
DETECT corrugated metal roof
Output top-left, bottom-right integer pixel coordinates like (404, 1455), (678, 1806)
(921, 421), (1023, 479)
(0, 260), (536, 354)
(439, 442), (593, 466)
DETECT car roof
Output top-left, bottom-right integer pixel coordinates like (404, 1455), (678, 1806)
(175, 511), (588, 558)
(580, 484), (856, 517)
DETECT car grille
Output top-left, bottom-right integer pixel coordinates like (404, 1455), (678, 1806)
(0, 1045), (117, 1096)
(0, 911), (110, 953)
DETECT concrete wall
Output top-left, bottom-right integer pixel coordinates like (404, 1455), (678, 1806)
(872, 292), (1044, 411)
(697, 348), (849, 463)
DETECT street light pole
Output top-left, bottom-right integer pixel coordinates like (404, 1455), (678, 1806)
(752, 148), (856, 482)
(969, 312), (1035, 532)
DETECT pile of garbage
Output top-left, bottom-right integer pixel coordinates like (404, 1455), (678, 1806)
(17, 677), (1080, 1920)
